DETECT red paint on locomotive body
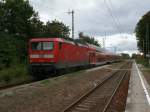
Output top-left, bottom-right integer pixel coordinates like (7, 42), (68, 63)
(29, 38), (58, 63)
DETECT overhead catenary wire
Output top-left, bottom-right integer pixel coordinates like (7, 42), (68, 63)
(104, 0), (121, 34)
(104, 0), (126, 38)
(108, 0), (130, 38)
(108, 0), (123, 31)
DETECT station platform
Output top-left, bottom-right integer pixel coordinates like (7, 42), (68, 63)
(125, 62), (150, 112)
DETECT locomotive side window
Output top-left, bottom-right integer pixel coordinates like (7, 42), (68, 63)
(59, 42), (62, 49)
(31, 42), (42, 50)
(43, 42), (53, 50)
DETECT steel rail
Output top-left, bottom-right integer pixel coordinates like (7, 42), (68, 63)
(62, 63), (129, 112)
(102, 71), (127, 112)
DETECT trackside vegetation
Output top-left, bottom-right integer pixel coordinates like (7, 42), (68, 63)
(132, 53), (150, 67)
(134, 11), (150, 67)
(0, 65), (32, 87)
(135, 11), (150, 58)
(136, 58), (149, 67)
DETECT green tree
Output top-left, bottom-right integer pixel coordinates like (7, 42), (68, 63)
(0, 0), (35, 37)
(121, 53), (130, 59)
(0, 0), (40, 65)
(135, 11), (150, 57)
(0, 0), (71, 67)
(78, 32), (101, 47)
(132, 53), (137, 59)
(29, 12), (45, 37)
(44, 20), (70, 38)
(0, 32), (17, 68)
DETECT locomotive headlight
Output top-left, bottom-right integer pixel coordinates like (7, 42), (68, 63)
(30, 54), (39, 58)
(43, 54), (54, 58)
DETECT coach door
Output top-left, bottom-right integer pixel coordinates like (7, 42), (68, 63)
(89, 52), (96, 64)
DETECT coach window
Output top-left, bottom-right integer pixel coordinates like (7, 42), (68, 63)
(59, 42), (62, 49)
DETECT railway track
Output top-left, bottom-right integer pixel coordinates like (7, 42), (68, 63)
(62, 62), (131, 112)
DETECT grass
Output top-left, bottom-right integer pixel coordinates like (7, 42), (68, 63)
(0, 64), (32, 87)
(136, 58), (150, 67)
(136, 58), (150, 78)
(0, 64), (86, 87)
(40, 79), (50, 85)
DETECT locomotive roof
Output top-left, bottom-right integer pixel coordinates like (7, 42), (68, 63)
(30, 37), (89, 48)
(87, 44), (104, 52)
(30, 38), (64, 42)
(30, 37), (109, 50)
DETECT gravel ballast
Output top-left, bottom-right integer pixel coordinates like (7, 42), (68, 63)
(0, 62), (125, 112)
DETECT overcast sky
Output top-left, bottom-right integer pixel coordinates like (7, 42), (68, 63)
(29, 0), (150, 55)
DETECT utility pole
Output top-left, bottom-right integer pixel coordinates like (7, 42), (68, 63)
(145, 24), (150, 64)
(67, 10), (74, 39)
(145, 24), (148, 54)
(143, 40), (145, 57)
(145, 24), (149, 57)
(103, 37), (105, 49)
(103, 33), (106, 49)
(114, 46), (117, 53)
(146, 24), (149, 54)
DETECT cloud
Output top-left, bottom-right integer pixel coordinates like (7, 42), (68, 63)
(95, 33), (138, 55)
(29, 0), (149, 55)
(29, 0), (150, 36)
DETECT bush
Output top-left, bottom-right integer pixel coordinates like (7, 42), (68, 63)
(0, 65), (32, 85)
(136, 58), (149, 67)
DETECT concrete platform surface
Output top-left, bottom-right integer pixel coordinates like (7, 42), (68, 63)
(125, 62), (150, 112)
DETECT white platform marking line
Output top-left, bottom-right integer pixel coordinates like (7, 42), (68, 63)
(135, 61), (150, 105)
(86, 65), (110, 72)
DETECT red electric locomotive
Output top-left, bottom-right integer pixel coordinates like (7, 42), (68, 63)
(28, 37), (121, 77)
(29, 38), (89, 76)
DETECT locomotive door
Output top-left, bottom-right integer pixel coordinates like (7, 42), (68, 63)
(89, 52), (96, 64)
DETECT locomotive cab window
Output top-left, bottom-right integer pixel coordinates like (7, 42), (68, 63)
(43, 42), (53, 50)
(31, 42), (42, 50)
(31, 42), (53, 50)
